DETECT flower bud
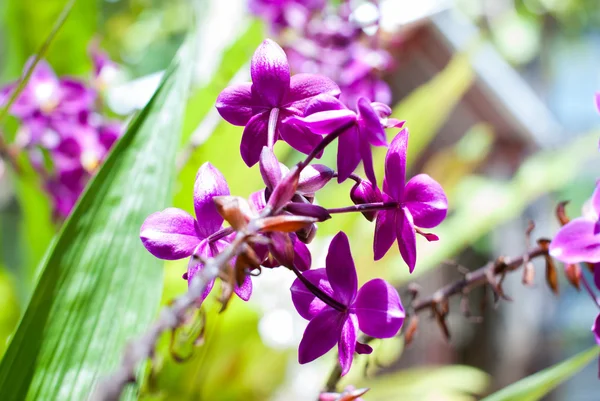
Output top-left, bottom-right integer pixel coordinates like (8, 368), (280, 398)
(297, 164), (334, 195)
(285, 202), (331, 221)
(259, 146), (283, 190)
(350, 180), (382, 221)
(296, 223), (317, 244)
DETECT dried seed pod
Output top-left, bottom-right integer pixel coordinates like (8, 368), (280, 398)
(213, 195), (256, 230)
(545, 255), (559, 295)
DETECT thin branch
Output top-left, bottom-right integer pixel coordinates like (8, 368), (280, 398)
(323, 245), (549, 393)
(91, 232), (248, 401)
(92, 127), (346, 400)
(411, 246), (547, 312)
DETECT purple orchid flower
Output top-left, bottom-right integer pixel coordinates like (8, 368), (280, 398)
(215, 39), (340, 167)
(373, 128), (448, 272)
(285, 94), (401, 186)
(248, 145), (333, 272)
(291, 231), (405, 375)
(0, 57), (95, 121)
(549, 183), (600, 345)
(549, 184), (600, 265)
(140, 162), (252, 301)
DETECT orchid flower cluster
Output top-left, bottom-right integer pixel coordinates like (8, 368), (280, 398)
(0, 47), (122, 219)
(550, 183), (600, 345)
(140, 38), (448, 375)
(248, 0), (393, 109)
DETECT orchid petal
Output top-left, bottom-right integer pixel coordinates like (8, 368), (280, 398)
(240, 111), (269, 166)
(326, 232), (358, 305)
(293, 234), (312, 271)
(216, 82), (257, 126)
(286, 109), (357, 135)
(591, 184), (600, 218)
(285, 74), (340, 110)
(384, 129), (408, 200)
(304, 94), (346, 115)
(193, 162), (230, 238)
(404, 174), (448, 228)
(298, 309), (344, 364)
(336, 126), (361, 183)
(397, 208), (417, 273)
(234, 274), (253, 301)
(140, 208), (199, 260)
(357, 97), (386, 147)
(251, 39), (290, 107)
(338, 315), (357, 376)
(186, 240), (225, 300)
(373, 210), (397, 261)
(291, 268), (333, 320)
(354, 279), (405, 338)
(549, 218), (600, 264)
(359, 134), (377, 187)
(279, 115), (324, 156)
(58, 78), (96, 114)
(593, 314), (600, 345)
(248, 189), (266, 211)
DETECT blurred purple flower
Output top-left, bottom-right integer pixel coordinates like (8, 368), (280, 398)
(140, 162), (252, 301)
(88, 41), (120, 90)
(291, 232), (404, 375)
(248, 0), (325, 32)
(0, 58), (95, 122)
(285, 94), (397, 185)
(215, 39), (340, 166)
(373, 129), (448, 272)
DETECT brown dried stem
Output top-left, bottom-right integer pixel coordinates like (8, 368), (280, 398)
(324, 244), (549, 393)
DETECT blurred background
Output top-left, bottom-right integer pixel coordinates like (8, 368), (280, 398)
(0, 0), (599, 400)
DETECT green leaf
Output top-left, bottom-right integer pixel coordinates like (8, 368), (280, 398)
(0, 39), (195, 400)
(481, 347), (599, 401)
(1, 0), (97, 77)
(351, 365), (489, 401)
(12, 158), (55, 287)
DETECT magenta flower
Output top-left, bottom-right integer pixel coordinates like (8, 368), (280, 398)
(291, 232), (405, 375)
(549, 183), (600, 346)
(215, 39), (340, 167)
(549, 183), (600, 264)
(0, 58), (95, 121)
(140, 162), (252, 301)
(248, 0), (324, 32)
(285, 94), (398, 185)
(373, 129), (448, 272)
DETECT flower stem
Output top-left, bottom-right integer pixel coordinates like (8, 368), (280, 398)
(580, 273), (600, 310)
(299, 122), (355, 170)
(332, 172), (363, 184)
(290, 265), (347, 313)
(327, 202), (397, 215)
(267, 108), (279, 149)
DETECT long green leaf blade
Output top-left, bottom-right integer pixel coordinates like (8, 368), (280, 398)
(0, 41), (194, 400)
(482, 347), (599, 401)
